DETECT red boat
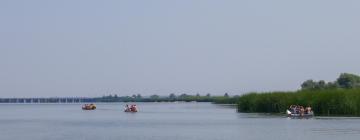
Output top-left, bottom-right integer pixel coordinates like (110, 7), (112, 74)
(124, 104), (138, 112)
(82, 104), (96, 110)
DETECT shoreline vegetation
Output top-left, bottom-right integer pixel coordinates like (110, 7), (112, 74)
(237, 88), (360, 116)
(236, 73), (360, 116)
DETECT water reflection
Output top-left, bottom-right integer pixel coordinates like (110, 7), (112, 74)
(237, 113), (286, 119)
(314, 117), (360, 120)
(312, 128), (360, 135)
(2, 103), (360, 140)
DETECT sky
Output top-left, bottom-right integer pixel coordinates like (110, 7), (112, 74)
(0, 0), (360, 97)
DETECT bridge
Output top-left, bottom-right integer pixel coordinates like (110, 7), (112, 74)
(0, 97), (96, 103)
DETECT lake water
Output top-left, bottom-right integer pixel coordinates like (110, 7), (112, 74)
(1, 102), (360, 140)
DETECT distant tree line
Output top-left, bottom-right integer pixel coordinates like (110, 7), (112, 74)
(93, 93), (233, 103)
(0, 93), (235, 103)
(301, 73), (360, 90)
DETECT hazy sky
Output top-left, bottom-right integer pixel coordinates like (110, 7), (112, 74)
(1, 0), (360, 97)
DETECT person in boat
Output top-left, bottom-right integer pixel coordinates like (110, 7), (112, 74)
(295, 105), (299, 114)
(289, 105), (294, 113)
(305, 106), (312, 114)
(125, 104), (130, 111)
(130, 105), (135, 112)
(133, 105), (137, 111)
(300, 106), (305, 116)
(291, 105), (296, 114)
(130, 104), (137, 112)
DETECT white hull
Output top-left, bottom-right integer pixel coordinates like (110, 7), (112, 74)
(286, 110), (314, 117)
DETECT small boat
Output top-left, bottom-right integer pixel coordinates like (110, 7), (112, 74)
(124, 104), (138, 112)
(82, 104), (96, 110)
(286, 110), (314, 118)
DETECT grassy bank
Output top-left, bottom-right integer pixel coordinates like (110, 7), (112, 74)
(237, 88), (360, 116)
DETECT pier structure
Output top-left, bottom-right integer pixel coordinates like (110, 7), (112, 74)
(0, 97), (95, 103)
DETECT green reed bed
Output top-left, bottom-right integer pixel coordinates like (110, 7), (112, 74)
(237, 89), (360, 116)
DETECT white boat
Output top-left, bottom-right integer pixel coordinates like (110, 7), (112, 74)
(286, 110), (314, 118)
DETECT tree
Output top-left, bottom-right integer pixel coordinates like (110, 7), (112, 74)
(326, 82), (338, 89)
(150, 94), (160, 99)
(224, 93), (229, 97)
(132, 94), (137, 98)
(206, 93), (211, 97)
(179, 94), (188, 99)
(301, 79), (317, 90)
(136, 94), (142, 99)
(169, 93), (176, 99)
(301, 80), (327, 90)
(337, 73), (360, 88)
(318, 80), (326, 88)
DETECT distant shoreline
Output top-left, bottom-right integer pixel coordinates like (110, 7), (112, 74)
(0, 95), (234, 104)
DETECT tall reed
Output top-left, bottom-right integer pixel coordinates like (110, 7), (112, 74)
(237, 89), (360, 116)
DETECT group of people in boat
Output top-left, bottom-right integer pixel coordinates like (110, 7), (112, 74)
(82, 103), (96, 110)
(124, 104), (138, 112)
(288, 105), (312, 116)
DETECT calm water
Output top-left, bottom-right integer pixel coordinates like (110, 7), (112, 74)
(1, 102), (360, 140)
